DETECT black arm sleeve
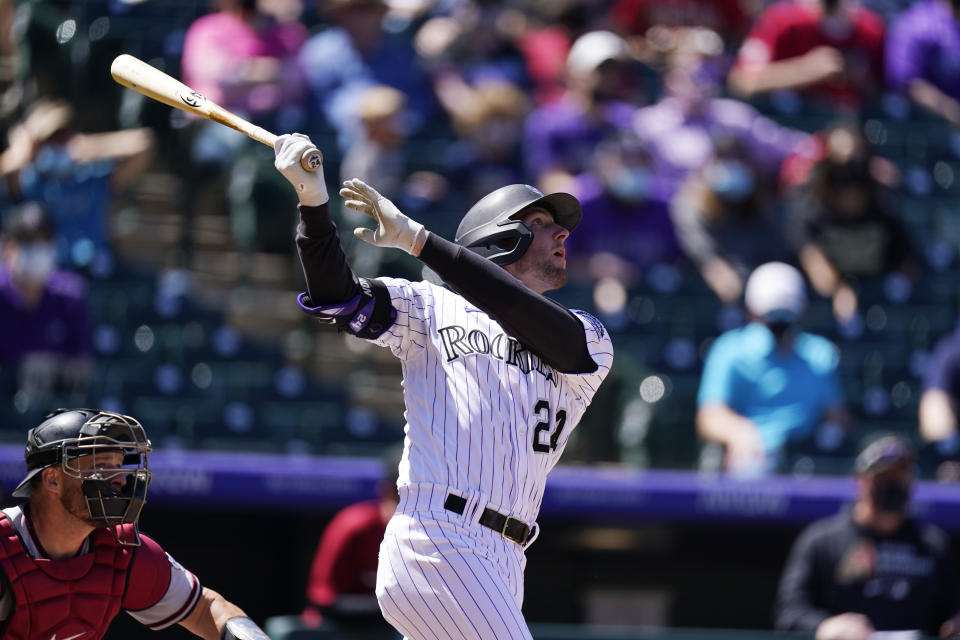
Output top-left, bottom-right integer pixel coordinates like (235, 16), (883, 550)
(295, 203), (362, 304)
(418, 233), (597, 374)
(773, 525), (831, 632)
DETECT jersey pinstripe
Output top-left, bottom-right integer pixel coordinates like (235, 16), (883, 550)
(370, 276), (613, 526)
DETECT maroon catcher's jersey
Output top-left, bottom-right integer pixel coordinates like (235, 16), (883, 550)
(0, 506), (202, 640)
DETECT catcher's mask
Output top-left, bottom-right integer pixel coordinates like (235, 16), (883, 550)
(13, 408), (152, 546)
(455, 184), (582, 266)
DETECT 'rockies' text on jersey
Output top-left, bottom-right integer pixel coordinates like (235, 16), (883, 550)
(369, 277), (613, 524)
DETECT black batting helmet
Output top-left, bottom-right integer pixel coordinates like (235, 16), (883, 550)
(455, 184), (582, 265)
(14, 408), (152, 544)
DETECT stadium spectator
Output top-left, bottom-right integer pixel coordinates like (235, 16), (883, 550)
(565, 132), (680, 279)
(298, 0), (436, 152)
(300, 445), (402, 634)
(0, 97), (154, 269)
(670, 139), (787, 304)
(340, 85), (409, 200)
(609, 0), (751, 58)
(696, 262), (849, 475)
(523, 30), (643, 194)
(774, 435), (960, 639)
(181, 0), (308, 138)
(515, 0), (594, 106)
(180, 0), (307, 253)
(339, 85), (448, 281)
(885, 0), (960, 126)
(443, 77), (530, 210)
(728, 0), (885, 110)
(786, 121), (916, 324)
(778, 119), (902, 194)
(0, 202), (91, 402)
(414, 0), (531, 90)
(633, 27), (810, 197)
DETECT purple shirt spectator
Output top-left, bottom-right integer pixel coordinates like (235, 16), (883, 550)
(523, 98), (637, 183)
(885, 0), (960, 102)
(633, 96), (810, 196)
(565, 173), (681, 269)
(0, 268), (90, 367)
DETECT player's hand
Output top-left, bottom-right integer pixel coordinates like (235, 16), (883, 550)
(815, 613), (874, 640)
(274, 133), (328, 206)
(340, 178), (429, 256)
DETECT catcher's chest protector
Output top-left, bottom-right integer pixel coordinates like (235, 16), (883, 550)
(0, 515), (135, 640)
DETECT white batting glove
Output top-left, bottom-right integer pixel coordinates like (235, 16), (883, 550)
(274, 133), (328, 206)
(340, 178), (428, 255)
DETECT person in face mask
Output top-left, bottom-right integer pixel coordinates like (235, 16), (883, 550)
(523, 30), (643, 195)
(775, 435), (960, 639)
(0, 202), (92, 395)
(697, 262), (850, 476)
(670, 142), (788, 304)
(563, 133), (681, 279)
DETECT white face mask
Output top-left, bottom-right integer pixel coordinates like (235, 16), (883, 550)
(14, 243), (56, 282)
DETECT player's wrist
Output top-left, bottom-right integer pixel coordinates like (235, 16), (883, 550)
(296, 172), (329, 207)
(409, 226), (429, 256)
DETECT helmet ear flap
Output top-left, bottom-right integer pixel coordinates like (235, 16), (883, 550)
(460, 219), (533, 265)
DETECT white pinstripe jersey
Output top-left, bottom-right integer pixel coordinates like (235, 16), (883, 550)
(370, 277), (614, 524)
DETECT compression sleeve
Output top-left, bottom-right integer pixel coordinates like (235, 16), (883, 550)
(418, 233), (596, 374)
(296, 203), (362, 304)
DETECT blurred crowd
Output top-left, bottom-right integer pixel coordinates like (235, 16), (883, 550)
(0, 0), (958, 479)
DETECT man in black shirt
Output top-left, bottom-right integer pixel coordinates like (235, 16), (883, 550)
(774, 435), (960, 639)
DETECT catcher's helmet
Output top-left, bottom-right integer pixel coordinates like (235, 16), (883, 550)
(455, 184), (582, 265)
(13, 408), (152, 544)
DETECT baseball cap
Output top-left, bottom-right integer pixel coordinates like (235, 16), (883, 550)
(566, 31), (630, 76)
(854, 435), (915, 475)
(744, 262), (807, 322)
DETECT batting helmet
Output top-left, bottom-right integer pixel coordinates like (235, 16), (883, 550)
(13, 408), (152, 544)
(455, 184), (582, 265)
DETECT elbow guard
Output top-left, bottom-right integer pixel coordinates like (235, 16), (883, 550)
(222, 616), (270, 640)
(297, 277), (396, 339)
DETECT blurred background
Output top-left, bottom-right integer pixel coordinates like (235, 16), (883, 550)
(1, 0), (960, 638)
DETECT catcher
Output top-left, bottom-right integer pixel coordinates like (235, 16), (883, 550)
(0, 408), (271, 640)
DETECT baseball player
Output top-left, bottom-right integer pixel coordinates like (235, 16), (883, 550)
(0, 408), (272, 640)
(275, 134), (613, 640)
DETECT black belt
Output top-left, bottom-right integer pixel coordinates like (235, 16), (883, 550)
(444, 494), (532, 545)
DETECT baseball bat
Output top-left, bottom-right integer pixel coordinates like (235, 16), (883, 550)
(110, 54), (322, 171)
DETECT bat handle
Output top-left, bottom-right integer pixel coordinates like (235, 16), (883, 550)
(300, 147), (323, 172)
(251, 126), (323, 172)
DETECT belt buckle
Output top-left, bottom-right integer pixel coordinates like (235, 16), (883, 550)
(501, 516), (525, 544)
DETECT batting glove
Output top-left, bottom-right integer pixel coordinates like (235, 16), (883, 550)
(274, 133), (328, 206)
(340, 178), (429, 256)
